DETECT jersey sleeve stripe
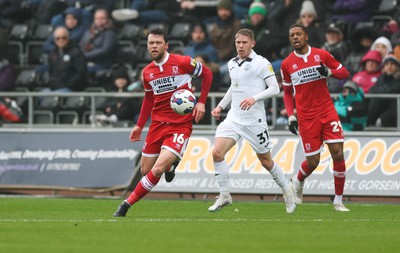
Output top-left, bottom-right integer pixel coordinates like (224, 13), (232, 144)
(191, 62), (203, 77)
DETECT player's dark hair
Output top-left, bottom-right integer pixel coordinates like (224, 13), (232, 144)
(149, 27), (168, 44)
(236, 28), (255, 40)
(289, 24), (308, 35)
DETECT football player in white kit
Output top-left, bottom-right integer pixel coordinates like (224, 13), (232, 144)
(209, 28), (296, 214)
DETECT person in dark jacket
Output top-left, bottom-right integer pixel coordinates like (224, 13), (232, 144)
(43, 6), (88, 54)
(367, 56), (400, 127)
(183, 22), (219, 63)
(93, 67), (141, 125)
(47, 26), (87, 91)
(79, 8), (117, 73)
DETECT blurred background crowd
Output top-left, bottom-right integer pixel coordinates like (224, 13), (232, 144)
(0, 0), (399, 129)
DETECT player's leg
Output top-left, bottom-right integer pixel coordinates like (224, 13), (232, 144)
(164, 159), (180, 183)
(114, 149), (179, 217)
(291, 117), (323, 204)
(328, 142), (350, 212)
(257, 151), (296, 214)
(208, 136), (236, 212)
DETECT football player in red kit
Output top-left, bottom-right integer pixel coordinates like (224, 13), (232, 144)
(280, 24), (350, 211)
(114, 28), (213, 217)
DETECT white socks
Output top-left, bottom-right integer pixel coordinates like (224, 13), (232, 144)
(214, 160), (230, 192)
(269, 163), (290, 193)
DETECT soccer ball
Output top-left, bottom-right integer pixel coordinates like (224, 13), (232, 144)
(170, 89), (197, 115)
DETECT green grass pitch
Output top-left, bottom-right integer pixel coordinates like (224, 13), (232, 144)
(1, 197), (399, 253)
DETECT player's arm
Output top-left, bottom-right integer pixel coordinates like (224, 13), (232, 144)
(318, 51), (349, 79)
(283, 84), (298, 135)
(192, 61), (213, 123)
(129, 90), (153, 142)
(212, 87), (232, 119)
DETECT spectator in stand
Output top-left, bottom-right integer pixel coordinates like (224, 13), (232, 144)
(45, 26), (87, 92)
(370, 36), (393, 61)
(205, 0), (241, 63)
(43, 6), (89, 54)
(93, 67), (141, 126)
(322, 23), (349, 93)
(111, 0), (181, 26)
(183, 22), (219, 63)
(240, 0), (287, 64)
(334, 80), (367, 131)
(331, 0), (381, 28)
(296, 0), (325, 48)
(205, 0), (241, 87)
(0, 28), (21, 123)
(367, 56), (400, 127)
(344, 25), (378, 76)
(232, 0), (253, 20)
(79, 8), (117, 73)
(193, 54), (222, 92)
(352, 50), (382, 94)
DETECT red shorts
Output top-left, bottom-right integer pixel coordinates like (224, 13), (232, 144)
(142, 120), (192, 160)
(299, 114), (344, 156)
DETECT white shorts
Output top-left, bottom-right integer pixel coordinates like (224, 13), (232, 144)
(215, 118), (273, 154)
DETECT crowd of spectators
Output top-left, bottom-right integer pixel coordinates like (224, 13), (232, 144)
(0, 0), (399, 129)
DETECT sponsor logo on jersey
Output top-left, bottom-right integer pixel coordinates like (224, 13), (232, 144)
(190, 58), (196, 67)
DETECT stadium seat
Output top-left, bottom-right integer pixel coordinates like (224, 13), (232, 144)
(31, 24), (53, 40)
(26, 41), (48, 66)
(15, 69), (36, 89)
(118, 23), (141, 44)
(9, 24), (30, 41)
(169, 22), (191, 44)
(7, 41), (25, 66)
(33, 110), (54, 124)
(56, 110), (79, 125)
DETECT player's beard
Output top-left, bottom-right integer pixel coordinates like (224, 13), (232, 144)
(151, 50), (165, 62)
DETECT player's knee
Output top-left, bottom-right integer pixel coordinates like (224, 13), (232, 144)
(212, 149), (225, 162)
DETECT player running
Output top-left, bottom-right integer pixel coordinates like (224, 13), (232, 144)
(114, 27), (213, 217)
(280, 24), (350, 211)
(208, 29), (296, 214)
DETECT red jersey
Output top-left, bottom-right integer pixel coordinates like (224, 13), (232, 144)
(137, 53), (212, 127)
(280, 46), (349, 121)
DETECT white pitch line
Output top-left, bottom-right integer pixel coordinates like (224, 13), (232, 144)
(0, 218), (399, 223)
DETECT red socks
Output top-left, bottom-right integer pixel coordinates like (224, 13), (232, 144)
(333, 160), (346, 195)
(297, 160), (313, 182)
(127, 170), (160, 205)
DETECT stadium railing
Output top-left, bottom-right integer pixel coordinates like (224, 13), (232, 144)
(0, 92), (399, 131)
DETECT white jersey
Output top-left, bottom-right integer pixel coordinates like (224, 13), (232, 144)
(224, 50), (276, 125)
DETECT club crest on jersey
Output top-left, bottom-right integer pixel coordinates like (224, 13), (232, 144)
(172, 66), (179, 75)
(305, 143), (311, 151)
(244, 63), (251, 71)
(314, 55), (321, 62)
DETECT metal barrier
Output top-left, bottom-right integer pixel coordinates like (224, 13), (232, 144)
(1, 91), (399, 131)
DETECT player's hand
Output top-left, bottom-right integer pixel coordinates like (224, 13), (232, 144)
(211, 106), (223, 120)
(288, 115), (298, 135)
(129, 125), (142, 143)
(193, 102), (205, 123)
(316, 62), (332, 77)
(240, 97), (256, 110)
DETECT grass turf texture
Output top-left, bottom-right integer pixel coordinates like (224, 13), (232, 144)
(1, 198), (399, 253)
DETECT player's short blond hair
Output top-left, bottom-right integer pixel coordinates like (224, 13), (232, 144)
(235, 29), (255, 41)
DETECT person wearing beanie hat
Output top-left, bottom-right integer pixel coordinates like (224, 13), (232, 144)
(367, 54), (400, 127)
(300, 0), (317, 18)
(217, 0), (233, 12)
(248, 0), (267, 17)
(297, 0), (325, 47)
